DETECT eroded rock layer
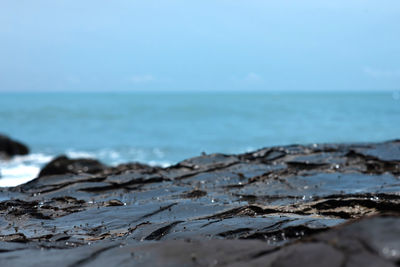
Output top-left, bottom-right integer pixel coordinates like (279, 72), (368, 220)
(0, 140), (399, 266)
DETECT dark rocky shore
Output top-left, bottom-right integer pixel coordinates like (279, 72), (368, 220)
(0, 140), (400, 266)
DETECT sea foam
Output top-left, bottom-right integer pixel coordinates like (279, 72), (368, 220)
(0, 153), (52, 187)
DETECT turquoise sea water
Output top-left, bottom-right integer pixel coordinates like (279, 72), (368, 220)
(1, 92), (399, 186)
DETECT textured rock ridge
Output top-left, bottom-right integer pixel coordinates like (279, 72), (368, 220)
(0, 140), (399, 266)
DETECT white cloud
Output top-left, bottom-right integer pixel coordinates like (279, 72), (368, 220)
(363, 67), (400, 78)
(129, 74), (155, 83)
(244, 72), (263, 82)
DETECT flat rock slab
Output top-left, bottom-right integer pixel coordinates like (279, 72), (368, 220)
(1, 216), (398, 267)
(0, 140), (400, 266)
(353, 140), (400, 162)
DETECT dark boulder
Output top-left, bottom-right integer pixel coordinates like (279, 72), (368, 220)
(0, 134), (29, 158)
(38, 155), (106, 177)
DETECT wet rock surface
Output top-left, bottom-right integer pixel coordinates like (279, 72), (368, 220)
(0, 140), (399, 266)
(0, 134), (29, 159)
(38, 155), (106, 177)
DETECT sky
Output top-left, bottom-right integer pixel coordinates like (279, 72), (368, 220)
(0, 0), (399, 92)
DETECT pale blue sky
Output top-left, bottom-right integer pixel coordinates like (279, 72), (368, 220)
(1, 0), (399, 92)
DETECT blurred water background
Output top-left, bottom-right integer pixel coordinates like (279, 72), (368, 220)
(1, 91), (399, 186)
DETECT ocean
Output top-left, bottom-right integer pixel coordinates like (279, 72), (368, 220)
(1, 91), (399, 187)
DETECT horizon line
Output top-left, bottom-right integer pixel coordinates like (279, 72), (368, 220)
(0, 88), (398, 94)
